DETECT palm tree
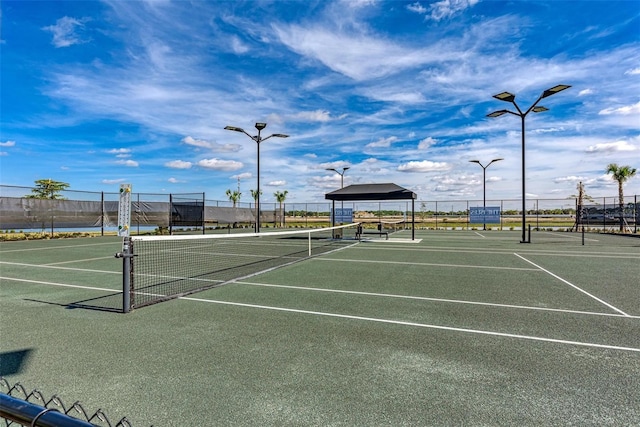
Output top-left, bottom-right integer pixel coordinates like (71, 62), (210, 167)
(250, 189), (262, 203)
(606, 163), (637, 231)
(274, 190), (288, 227)
(225, 189), (241, 208)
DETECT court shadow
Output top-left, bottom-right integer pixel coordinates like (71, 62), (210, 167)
(0, 349), (33, 376)
(24, 291), (124, 313)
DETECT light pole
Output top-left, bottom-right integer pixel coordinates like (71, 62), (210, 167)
(326, 167), (349, 189)
(469, 158), (503, 230)
(224, 122), (289, 233)
(487, 84), (570, 243)
(326, 167), (350, 225)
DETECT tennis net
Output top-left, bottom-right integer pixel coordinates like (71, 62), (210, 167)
(120, 223), (359, 311)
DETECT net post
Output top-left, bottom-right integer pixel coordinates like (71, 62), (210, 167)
(123, 237), (131, 313)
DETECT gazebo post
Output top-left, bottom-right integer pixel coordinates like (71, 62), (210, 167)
(412, 198), (415, 240)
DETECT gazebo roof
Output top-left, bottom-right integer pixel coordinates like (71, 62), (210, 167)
(325, 183), (417, 201)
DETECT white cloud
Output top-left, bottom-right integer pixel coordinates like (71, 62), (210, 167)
(42, 16), (89, 48)
(182, 136), (242, 152)
(598, 101), (640, 116)
(418, 137), (437, 149)
(0, 140), (16, 147)
(116, 159), (139, 167)
(406, 2), (428, 14)
(107, 148), (131, 154)
(553, 176), (588, 184)
(366, 136), (397, 149)
(624, 68), (640, 75)
(578, 88), (593, 96)
(409, 0), (480, 21)
(0, 152), (8, 156)
(168, 177), (185, 183)
(197, 158), (243, 171)
(585, 140), (637, 153)
(268, 180), (287, 186)
(230, 35), (249, 54)
(232, 172), (252, 179)
(293, 110), (343, 122)
(165, 160), (193, 169)
(102, 179), (126, 184)
(397, 160), (450, 172)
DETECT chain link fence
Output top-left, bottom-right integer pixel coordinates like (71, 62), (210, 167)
(1, 377), (148, 427)
(1, 185), (637, 234)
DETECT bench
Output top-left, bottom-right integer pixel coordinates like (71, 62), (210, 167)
(355, 225), (388, 240)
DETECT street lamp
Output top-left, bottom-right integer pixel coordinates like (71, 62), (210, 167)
(326, 167), (350, 188)
(326, 167), (350, 225)
(224, 122), (289, 233)
(487, 84), (570, 243)
(469, 158), (503, 230)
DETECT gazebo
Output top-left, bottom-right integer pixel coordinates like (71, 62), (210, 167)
(325, 183), (417, 240)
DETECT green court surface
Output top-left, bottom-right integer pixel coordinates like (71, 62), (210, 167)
(1, 230), (639, 426)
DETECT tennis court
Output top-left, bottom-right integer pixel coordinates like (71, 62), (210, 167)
(1, 228), (639, 425)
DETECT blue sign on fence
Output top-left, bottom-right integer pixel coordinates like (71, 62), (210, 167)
(332, 208), (353, 223)
(470, 206), (501, 224)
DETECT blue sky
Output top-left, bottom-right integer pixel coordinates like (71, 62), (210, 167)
(1, 0), (639, 204)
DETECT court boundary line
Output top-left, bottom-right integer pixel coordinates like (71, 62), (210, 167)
(181, 295), (640, 353)
(513, 253), (630, 317)
(4, 275), (637, 321)
(315, 257), (539, 271)
(354, 245), (640, 259)
(0, 276), (122, 293)
(5, 276), (638, 352)
(235, 280), (640, 319)
(0, 241), (119, 253)
(0, 260), (120, 275)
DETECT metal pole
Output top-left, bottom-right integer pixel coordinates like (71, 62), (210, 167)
(256, 129), (261, 233)
(412, 198), (415, 240)
(521, 115), (527, 243)
(483, 166), (487, 230)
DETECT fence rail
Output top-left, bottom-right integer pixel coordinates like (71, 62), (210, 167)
(1, 185), (637, 234)
(0, 378), (144, 427)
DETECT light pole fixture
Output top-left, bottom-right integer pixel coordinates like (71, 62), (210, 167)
(326, 167), (350, 188)
(487, 84), (570, 242)
(224, 122), (289, 233)
(326, 167), (350, 225)
(469, 158), (503, 230)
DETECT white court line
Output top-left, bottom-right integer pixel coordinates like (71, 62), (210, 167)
(45, 256), (115, 266)
(474, 231), (486, 238)
(354, 245), (640, 259)
(316, 257), (539, 271)
(181, 296), (640, 353)
(236, 281), (640, 319)
(539, 231), (600, 242)
(0, 241), (119, 253)
(0, 276), (121, 293)
(514, 253), (630, 317)
(5, 275), (638, 352)
(0, 260), (120, 275)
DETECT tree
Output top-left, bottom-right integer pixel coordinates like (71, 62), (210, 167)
(606, 163), (637, 231)
(25, 179), (70, 199)
(570, 181), (596, 230)
(249, 189), (262, 203)
(225, 189), (241, 208)
(274, 190), (288, 227)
